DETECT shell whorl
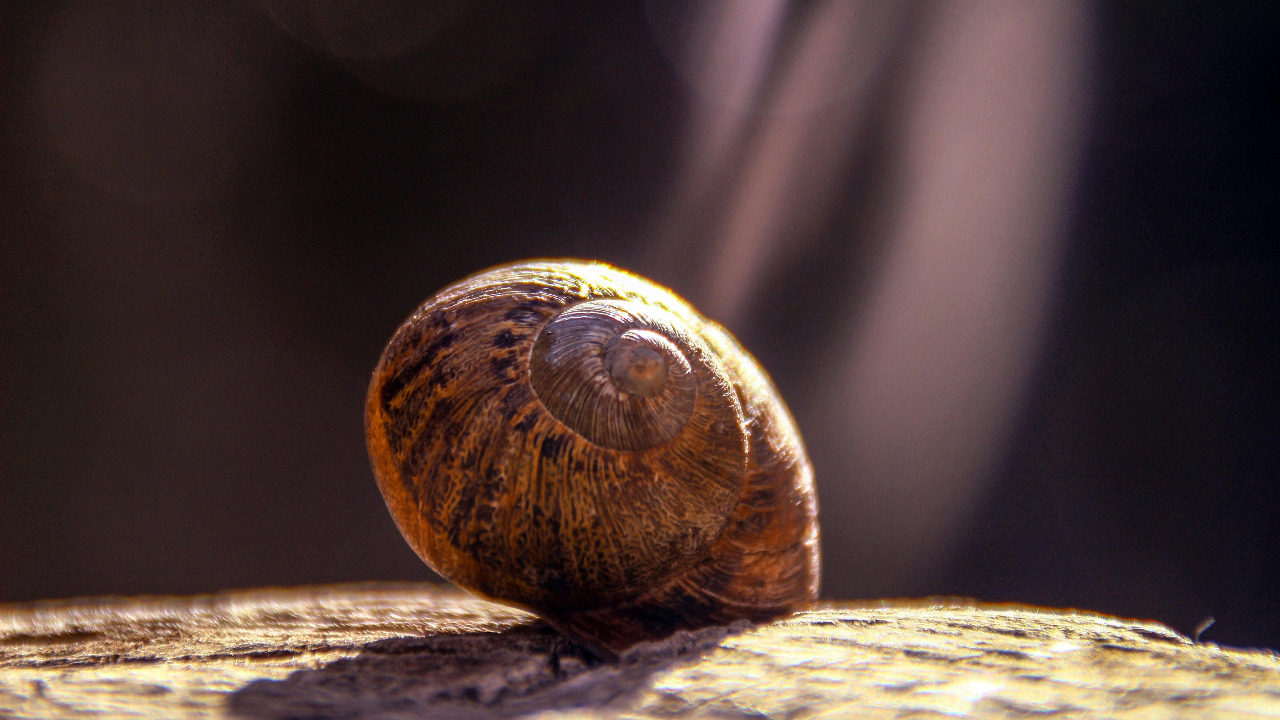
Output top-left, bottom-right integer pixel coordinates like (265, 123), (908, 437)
(531, 299), (705, 450)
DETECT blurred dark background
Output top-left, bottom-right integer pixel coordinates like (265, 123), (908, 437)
(2, 2), (1276, 649)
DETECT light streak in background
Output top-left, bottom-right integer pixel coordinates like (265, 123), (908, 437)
(645, 0), (791, 284)
(648, 0), (910, 316)
(653, 1), (1092, 596)
(697, 0), (905, 325)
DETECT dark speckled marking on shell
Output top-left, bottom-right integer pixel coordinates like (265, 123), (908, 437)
(365, 260), (820, 656)
(492, 329), (519, 348)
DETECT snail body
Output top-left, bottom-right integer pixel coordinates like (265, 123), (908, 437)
(365, 260), (819, 654)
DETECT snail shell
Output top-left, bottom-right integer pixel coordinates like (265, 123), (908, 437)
(365, 260), (819, 654)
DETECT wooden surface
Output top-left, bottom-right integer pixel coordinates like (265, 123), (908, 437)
(1, 583), (1278, 719)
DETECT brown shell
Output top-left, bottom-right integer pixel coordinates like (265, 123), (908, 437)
(365, 260), (819, 655)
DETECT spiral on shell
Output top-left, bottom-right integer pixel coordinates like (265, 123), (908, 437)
(365, 260), (819, 654)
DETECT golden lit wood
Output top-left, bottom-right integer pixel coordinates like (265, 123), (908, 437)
(3, 583), (1278, 719)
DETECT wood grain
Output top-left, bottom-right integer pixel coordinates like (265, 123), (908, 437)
(2, 583), (1277, 718)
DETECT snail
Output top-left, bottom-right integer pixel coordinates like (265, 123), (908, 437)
(365, 260), (819, 655)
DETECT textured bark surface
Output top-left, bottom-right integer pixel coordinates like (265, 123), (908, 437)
(1, 583), (1278, 719)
